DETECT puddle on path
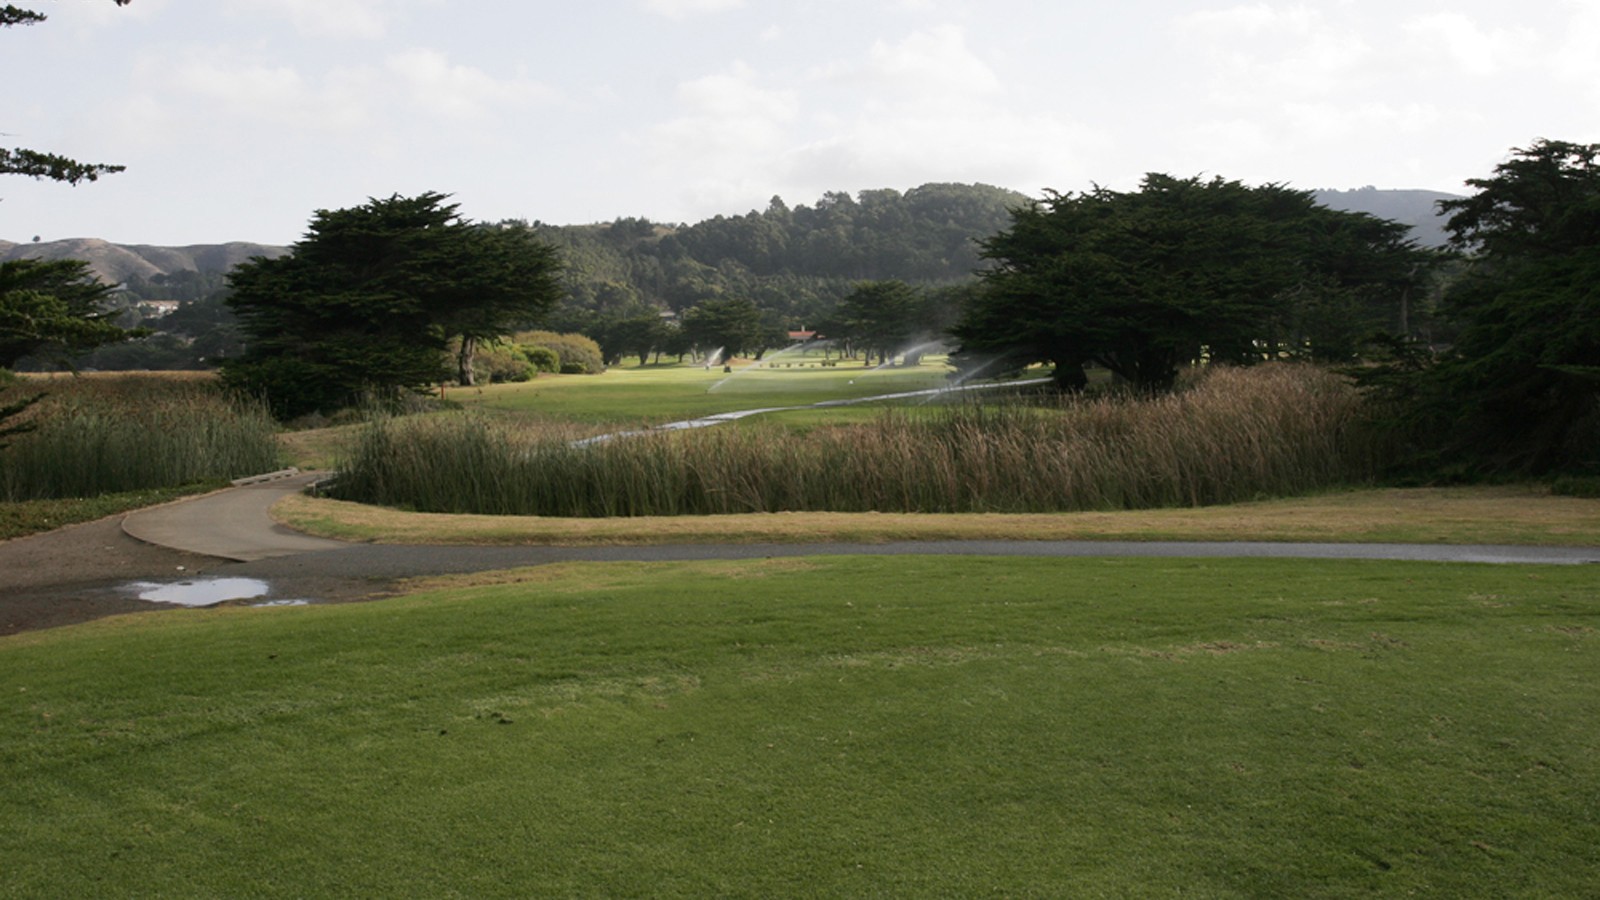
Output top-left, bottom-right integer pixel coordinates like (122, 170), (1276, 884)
(125, 578), (271, 607)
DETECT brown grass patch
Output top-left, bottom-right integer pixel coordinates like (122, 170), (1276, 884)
(274, 485), (1600, 548)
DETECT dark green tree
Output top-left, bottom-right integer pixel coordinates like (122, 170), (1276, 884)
(829, 280), (926, 365)
(0, 259), (134, 368)
(1371, 140), (1600, 474)
(443, 222), (564, 385)
(953, 174), (1432, 391)
(223, 193), (563, 418)
(680, 296), (763, 361)
(591, 311), (665, 366)
(656, 321), (691, 363)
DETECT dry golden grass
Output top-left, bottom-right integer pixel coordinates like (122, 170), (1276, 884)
(272, 484), (1600, 547)
(275, 425), (359, 471)
(332, 366), (1378, 516)
(1, 374), (279, 501)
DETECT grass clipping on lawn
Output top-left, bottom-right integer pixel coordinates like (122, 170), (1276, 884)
(273, 484), (1600, 547)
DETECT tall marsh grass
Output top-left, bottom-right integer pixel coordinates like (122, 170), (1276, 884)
(334, 365), (1380, 516)
(0, 375), (281, 500)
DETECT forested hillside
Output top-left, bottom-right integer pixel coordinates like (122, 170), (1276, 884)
(531, 182), (1029, 329)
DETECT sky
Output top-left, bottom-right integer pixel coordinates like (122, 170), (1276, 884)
(4, 0), (1598, 246)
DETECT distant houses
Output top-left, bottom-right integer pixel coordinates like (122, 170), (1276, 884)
(136, 299), (181, 319)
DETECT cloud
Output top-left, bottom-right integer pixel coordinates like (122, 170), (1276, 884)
(785, 109), (1104, 198)
(644, 26), (1102, 217)
(159, 55), (364, 132)
(641, 0), (745, 18)
(1550, 1), (1600, 83)
(1281, 100), (1447, 142)
(228, 0), (389, 39)
(126, 44), (559, 151)
(72, 0), (170, 26)
(1402, 13), (1538, 78)
(646, 62), (800, 209)
(387, 49), (560, 120)
(671, 61), (797, 122)
(862, 25), (1001, 102)
(1179, 3), (1322, 37)
(1175, 5), (1372, 100)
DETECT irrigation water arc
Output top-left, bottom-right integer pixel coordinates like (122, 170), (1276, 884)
(571, 377), (1052, 447)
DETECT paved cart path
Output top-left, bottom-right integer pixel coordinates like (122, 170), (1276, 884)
(117, 472), (1600, 570)
(2, 474), (1594, 636)
(121, 472), (347, 561)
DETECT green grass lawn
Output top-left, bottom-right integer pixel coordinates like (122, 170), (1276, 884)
(4, 556), (1598, 896)
(456, 358), (960, 424)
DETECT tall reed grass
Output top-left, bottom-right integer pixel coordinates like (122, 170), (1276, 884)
(333, 365), (1380, 516)
(0, 375), (281, 500)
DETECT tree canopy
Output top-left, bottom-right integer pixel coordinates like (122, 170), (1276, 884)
(222, 192), (563, 419)
(952, 174), (1435, 391)
(824, 280), (932, 365)
(0, 259), (134, 368)
(679, 296), (764, 362)
(1371, 140), (1600, 474)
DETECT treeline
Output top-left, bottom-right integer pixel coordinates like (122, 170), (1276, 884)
(34, 182), (1026, 372)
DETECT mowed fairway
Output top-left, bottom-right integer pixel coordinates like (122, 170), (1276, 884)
(5, 556), (1599, 896)
(455, 359), (956, 424)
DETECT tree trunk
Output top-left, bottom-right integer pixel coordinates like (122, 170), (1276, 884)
(457, 335), (477, 386)
(1050, 362), (1087, 392)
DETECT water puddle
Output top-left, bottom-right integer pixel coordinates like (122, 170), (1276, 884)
(126, 578), (271, 607)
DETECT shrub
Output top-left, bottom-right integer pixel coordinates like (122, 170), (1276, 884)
(516, 330), (604, 375)
(1551, 476), (1600, 499)
(471, 343), (535, 384)
(523, 345), (560, 374)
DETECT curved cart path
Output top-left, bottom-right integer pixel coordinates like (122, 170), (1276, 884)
(2, 476), (1595, 636)
(121, 471), (346, 561)
(119, 474), (1600, 570)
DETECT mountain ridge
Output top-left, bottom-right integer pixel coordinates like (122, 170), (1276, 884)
(1311, 187), (1459, 247)
(0, 238), (288, 285)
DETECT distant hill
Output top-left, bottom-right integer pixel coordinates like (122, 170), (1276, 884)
(0, 184), (1458, 297)
(0, 238), (287, 285)
(1314, 188), (1461, 247)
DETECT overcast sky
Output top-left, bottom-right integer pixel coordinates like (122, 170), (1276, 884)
(4, 0), (1597, 245)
